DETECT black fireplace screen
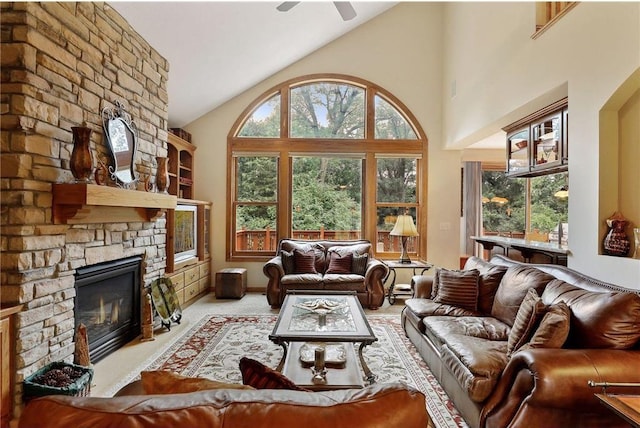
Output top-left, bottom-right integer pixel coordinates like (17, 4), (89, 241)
(74, 256), (142, 363)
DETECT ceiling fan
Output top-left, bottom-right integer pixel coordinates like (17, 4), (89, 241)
(277, 2), (357, 21)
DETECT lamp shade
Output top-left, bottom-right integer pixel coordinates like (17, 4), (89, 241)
(389, 215), (419, 237)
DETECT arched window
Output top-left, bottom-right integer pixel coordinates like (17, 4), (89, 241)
(227, 74), (427, 261)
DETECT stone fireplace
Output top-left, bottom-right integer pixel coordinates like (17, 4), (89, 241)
(1, 2), (171, 420)
(74, 256), (142, 363)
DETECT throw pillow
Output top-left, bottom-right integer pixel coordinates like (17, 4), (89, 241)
(140, 370), (254, 394)
(432, 268), (480, 312)
(281, 250), (295, 275)
(293, 249), (318, 274)
(507, 288), (547, 356)
(519, 301), (571, 352)
(239, 357), (309, 391)
(326, 251), (353, 274)
(352, 253), (369, 276)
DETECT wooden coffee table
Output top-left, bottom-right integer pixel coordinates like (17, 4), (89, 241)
(269, 291), (377, 388)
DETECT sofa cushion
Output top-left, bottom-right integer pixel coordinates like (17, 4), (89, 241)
(282, 250), (295, 274)
(423, 316), (510, 346)
(352, 253), (369, 276)
(239, 357), (309, 391)
(507, 288), (547, 356)
(327, 243), (371, 257)
(541, 279), (640, 349)
(281, 274), (324, 287)
(519, 301), (570, 352)
(326, 251), (353, 274)
(323, 274), (366, 291)
(433, 268), (480, 312)
(440, 335), (509, 403)
(140, 370), (253, 394)
(281, 240), (326, 273)
(491, 266), (555, 327)
(405, 299), (477, 320)
(293, 249), (318, 274)
(463, 258), (509, 315)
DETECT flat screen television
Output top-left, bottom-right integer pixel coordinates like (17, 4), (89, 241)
(174, 204), (197, 264)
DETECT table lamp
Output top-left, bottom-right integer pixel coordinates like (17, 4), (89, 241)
(390, 214), (419, 263)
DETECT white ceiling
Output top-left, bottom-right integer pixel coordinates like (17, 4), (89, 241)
(111, 1), (397, 128)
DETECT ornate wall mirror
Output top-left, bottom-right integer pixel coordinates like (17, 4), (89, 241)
(102, 100), (138, 187)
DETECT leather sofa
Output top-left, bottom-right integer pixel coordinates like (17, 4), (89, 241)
(401, 254), (640, 428)
(18, 382), (430, 428)
(263, 239), (389, 309)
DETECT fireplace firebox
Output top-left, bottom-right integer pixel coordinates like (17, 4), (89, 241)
(74, 256), (142, 363)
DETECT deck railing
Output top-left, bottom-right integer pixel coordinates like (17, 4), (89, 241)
(235, 228), (416, 253)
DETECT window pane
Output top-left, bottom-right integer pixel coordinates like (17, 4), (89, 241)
(238, 94), (281, 137)
(292, 157), (362, 239)
(235, 205), (277, 251)
(374, 96), (417, 139)
(376, 158), (417, 203)
(482, 171), (526, 236)
(530, 172), (568, 244)
(290, 83), (365, 139)
(237, 156), (277, 201)
(376, 207), (417, 253)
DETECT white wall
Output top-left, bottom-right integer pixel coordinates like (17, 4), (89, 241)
(187, 3), (455, 288)
(442, 2), (640, 288)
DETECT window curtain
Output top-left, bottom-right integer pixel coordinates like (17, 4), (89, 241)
(463, 162), (482, 257)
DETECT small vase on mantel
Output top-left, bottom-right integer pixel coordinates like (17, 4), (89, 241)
(155, 156), (170, 193)
(603, 211), (631, 257)
(70, 126), (93, 183)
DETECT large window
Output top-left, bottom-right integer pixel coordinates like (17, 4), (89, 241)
(482, 170), (568, 243)
(228, 74), (427, 260)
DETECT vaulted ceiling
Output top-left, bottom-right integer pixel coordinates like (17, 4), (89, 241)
(111, 2), (397, 128)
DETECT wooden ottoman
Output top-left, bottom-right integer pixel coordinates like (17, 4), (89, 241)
(215, 268), (247, 299)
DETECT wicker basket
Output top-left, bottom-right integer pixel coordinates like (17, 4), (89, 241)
(23, 362), (93, 402)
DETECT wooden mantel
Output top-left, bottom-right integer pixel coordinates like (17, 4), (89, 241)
(53, 183), (177, 224)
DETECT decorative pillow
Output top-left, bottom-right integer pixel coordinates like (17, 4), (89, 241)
(507, 288), (547, 356)
(432, 268), (480, 312)
(325, 251), (353, 274)
(519, 301), (571, 352)
(293, 249), (318, 274)
(239, 357), (309, 391)
(541, 279), (640, 349)
(140, 370), (254, 394)
(352, 253), (369, 276)
(281, 250), (295, 275)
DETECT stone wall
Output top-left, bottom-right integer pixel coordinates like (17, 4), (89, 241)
(0, 2), (169, 417)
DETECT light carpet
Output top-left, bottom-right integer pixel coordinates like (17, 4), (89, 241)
(106, 314), (468, 428)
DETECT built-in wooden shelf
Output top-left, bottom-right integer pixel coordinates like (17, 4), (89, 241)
(53, 183), (177, 224)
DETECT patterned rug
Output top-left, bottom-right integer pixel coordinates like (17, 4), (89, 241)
(115, 314), (467, 428)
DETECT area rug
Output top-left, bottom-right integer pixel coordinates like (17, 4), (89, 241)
(111, 314), (467, 428)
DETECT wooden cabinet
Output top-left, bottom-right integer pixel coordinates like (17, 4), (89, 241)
(167, 133), (195, 199)
(504, 98), (568, 177)
(167, 259), (211, 307)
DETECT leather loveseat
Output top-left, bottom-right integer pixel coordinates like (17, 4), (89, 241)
(18, 382), (429, 428)
(263, 239), (389, 309)
(401, 254), (640, 428)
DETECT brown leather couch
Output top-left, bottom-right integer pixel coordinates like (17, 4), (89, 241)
(401, 254), (640, 428)
(18, 382), (430, 428)
(263, 239), (389, 309)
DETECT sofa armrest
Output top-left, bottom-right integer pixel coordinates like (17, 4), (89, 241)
(481, 348), (640, 428)
(410, 275), (433, 299)
(363, 257), (389, 309)
(263, 256), (284, 307)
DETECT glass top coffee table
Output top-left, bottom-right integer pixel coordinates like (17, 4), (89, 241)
(269, 291), (378, 387)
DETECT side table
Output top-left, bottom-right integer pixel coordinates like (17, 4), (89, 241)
(382, 260), (432, 304)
